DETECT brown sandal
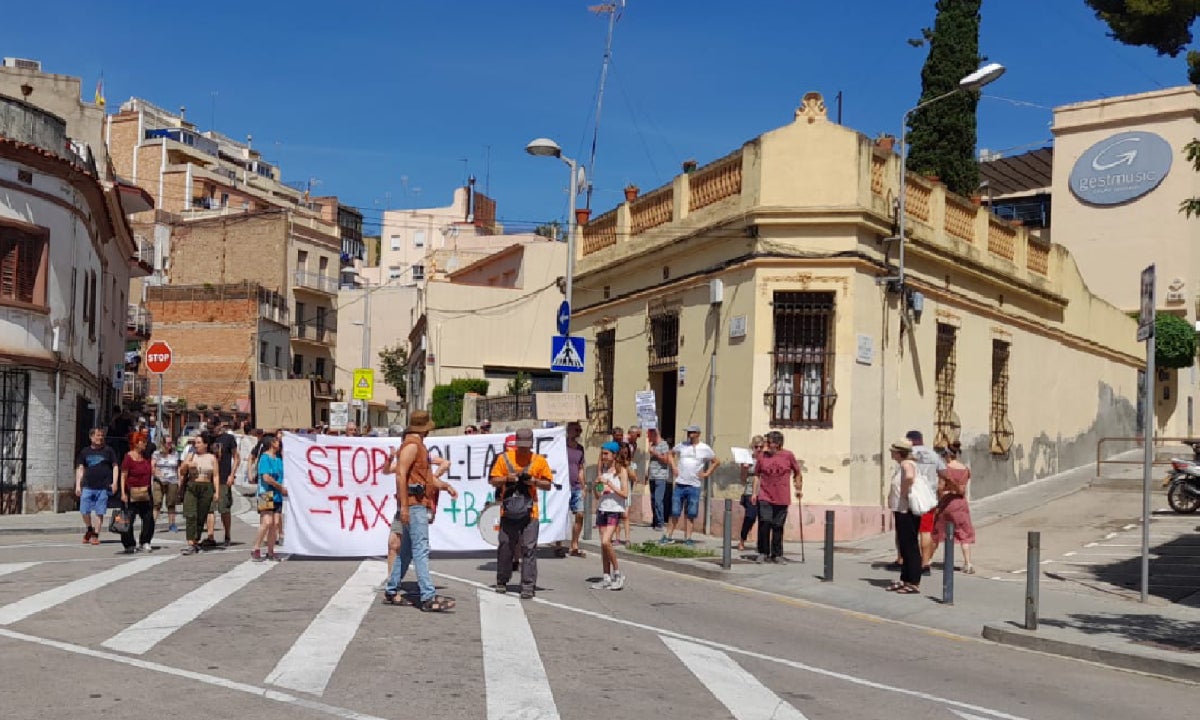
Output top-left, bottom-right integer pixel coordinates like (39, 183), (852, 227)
(569, 549), (587, 558)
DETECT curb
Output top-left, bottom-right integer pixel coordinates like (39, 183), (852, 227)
(578, 539), (731, 580)
(981, 622), (1200, 683)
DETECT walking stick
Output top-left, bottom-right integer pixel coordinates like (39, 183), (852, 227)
(797, 498), (806, 563)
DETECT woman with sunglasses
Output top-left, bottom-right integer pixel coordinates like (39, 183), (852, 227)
(737, 435), (765, 552)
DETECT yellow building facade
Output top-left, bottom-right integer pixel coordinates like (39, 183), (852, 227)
(572, 94), (1143, 540)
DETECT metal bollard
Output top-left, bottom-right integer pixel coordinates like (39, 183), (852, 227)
(722, 499), (733, 569)
(823, 510), (835, 581)
(1025, 531), (1040, 630)
(583, 482), (593, 541)
(942, 521), (955, 605)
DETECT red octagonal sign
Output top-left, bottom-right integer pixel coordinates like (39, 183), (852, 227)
(145, 341), (173, 374)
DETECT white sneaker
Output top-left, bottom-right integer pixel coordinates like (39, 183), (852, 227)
(141, 543), (153, 553)
(591, 574), (612, 590)
(609, 572), (625, 591)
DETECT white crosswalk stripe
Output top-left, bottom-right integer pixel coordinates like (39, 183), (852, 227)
(101, 559), (275, 654)
(0, 562), (39, 578)
(478, 588), (561, 720)
(663, 635), (809, 720)
(265, 559), (384, 696)
(0, 555), (172, 625)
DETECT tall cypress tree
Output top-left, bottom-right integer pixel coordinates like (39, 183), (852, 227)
(906, 0), (983, 198)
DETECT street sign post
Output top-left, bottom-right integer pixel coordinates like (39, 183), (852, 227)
(1138, 264), (1155, 604)
(145, 342), (173, 435)
(352, 368), (374, 401)
(550, 336), (585, 373)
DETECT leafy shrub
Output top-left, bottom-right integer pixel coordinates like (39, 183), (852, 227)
(430, 378), (490, 428)
(1155, 313), (1196, 369)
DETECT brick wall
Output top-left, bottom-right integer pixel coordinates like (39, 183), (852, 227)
(144, 294), (259, 408)
(168, 213), (288, 291)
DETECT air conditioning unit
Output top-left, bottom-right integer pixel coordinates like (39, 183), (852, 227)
(1166, 291), (1185, 304)
(2, 57), (42, 72)
(709, 278), (724, 305)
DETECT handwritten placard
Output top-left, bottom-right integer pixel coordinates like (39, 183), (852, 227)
(281, 427), (569, 556)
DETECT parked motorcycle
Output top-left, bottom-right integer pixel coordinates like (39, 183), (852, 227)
(1164, 458), (1200, 514)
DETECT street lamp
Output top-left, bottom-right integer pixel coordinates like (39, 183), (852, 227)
(526, 137), (583, 392)
(884, 62), (1006, 290)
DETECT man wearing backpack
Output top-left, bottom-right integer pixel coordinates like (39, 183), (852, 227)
(489, 428), (554, 599)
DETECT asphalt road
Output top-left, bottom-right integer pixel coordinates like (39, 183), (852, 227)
(0, 530), (1194, 720)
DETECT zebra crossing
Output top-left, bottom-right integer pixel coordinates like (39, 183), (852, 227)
(0, 552), (1031, 720)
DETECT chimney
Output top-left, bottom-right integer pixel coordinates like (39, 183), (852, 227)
(466, 175), (476, 224)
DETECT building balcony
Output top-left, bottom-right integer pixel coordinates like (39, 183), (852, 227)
(293, 270), (337, 296)
(126, 304), (152, 339)
(290, 322), (337, 347)
(258, 363), (285, 381)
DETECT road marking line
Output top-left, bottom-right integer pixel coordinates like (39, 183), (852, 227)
(1062, 551), (1076, 557)
(0, 627), (386, 720)
(102, 560), (274, 654)
(0, 562), (38, 578)
(0, 555), (172, 625)
(1104, 532), (1118, 539)
(265, 560), (382, 696)
(1121, 524), (1136, 530)
(434, 572), (1029, 720)
(477, 589), (560, 720)
(663, 636), (808, 720)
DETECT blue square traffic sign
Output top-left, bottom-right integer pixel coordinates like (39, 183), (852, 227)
(550, 336), (585, 373)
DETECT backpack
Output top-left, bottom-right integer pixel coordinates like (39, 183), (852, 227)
(500, 453), (535, 521)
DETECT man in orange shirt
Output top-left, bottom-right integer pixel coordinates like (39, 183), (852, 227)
(489, 428), (554, 599)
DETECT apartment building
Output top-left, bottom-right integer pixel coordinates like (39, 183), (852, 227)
(0, 83), (151, 513)
(106, 98), (344, 419)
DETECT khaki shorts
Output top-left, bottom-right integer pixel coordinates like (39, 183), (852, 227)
(153, 480), (181, 510)
(214, 483), (233, 514)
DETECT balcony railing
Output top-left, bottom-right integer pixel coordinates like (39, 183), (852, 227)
(258, 363), (285, 381)
(126, 304), (152, 337)
(293, 270), (338, 295)
(290, 322), (337, 346)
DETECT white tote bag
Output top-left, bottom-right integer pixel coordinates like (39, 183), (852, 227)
(908, 477), (938, 515)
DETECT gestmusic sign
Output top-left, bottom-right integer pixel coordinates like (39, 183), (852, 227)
(1069, 131), (1173, 206)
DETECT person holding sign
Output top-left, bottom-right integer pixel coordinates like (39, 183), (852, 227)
(383, 411), (459, 612)
(489, 428), (554, 599)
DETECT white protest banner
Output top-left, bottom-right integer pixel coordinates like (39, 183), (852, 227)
(281, 427), (569, 557)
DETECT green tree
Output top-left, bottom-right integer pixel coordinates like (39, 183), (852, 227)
(1085, 1), (1200, 216)
(505, 372), (531, 395)
(535, 221), (563, 242)
(378, 344), (409, 402)
(906, 0), (984, 197)
(1085, 1), (1200, 83)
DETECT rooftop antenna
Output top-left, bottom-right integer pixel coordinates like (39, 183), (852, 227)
(585, 0), (626, 211)
(484, 145), (492, 197)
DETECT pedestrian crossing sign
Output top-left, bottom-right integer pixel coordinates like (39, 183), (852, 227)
(550, 336), (586, 373)
(352, 368), (374, 400)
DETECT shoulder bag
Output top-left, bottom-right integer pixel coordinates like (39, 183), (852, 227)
(908, 474), (938, 515)
(500, 454), (534, 521)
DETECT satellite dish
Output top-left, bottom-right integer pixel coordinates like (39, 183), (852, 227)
(574, 166), (588, 196)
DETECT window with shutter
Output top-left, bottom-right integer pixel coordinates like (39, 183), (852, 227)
(0, 226), (47, 307)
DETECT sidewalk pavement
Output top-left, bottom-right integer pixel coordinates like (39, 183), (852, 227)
(5, 466), (1198, 682)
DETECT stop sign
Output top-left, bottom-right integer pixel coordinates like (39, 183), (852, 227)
(145, 341), (173, 374)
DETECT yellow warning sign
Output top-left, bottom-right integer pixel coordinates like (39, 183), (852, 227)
(352, 368), (374, 401)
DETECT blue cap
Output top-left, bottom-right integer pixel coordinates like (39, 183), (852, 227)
(601, 441), (621, 453)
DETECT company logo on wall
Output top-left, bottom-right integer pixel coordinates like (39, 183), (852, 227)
(1069, 131), (1173, 206)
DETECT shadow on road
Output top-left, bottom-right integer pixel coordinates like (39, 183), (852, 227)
(1040, 613), (1200, 653)
(1084, 532), (1200, 604)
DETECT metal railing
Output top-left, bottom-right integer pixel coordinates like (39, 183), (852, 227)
(1095, 436), (1198, 477)
(126, 304), (152, 336)
(290, 322), (337, 346)
(293, 270), (337, 294)
(474, 393), (536, 424)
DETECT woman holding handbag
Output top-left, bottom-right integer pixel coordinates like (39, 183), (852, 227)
(885, 439), (922, 594)
(250, 435), (285, 561)
(119, 431), (156, 553)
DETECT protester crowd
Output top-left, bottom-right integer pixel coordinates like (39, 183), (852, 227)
(77, 407), (974, 611)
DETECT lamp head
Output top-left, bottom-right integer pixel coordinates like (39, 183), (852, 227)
(959, 62), (1005, 91)
(525, 138), (563, 158)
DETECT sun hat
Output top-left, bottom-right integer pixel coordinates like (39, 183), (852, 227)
(406, 410), (435, 433)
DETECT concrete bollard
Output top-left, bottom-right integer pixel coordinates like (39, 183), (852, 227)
(823, 510), (835, 581)
(942, 521), (955, 605)
(1026, 531), (1040, 630)
(722, 499), (733, 570)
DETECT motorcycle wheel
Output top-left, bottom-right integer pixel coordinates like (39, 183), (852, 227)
(1166, 482), (1200, 514)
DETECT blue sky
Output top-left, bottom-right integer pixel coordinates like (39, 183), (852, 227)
(0, 1), (1190, 234)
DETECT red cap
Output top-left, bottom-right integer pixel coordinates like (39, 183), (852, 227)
(504, 434), (517, 449)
